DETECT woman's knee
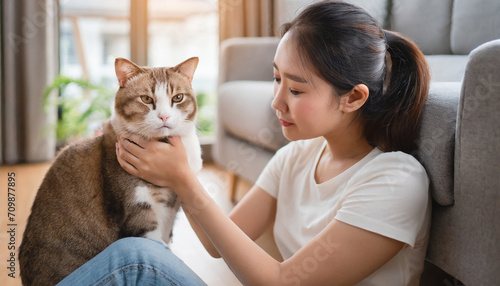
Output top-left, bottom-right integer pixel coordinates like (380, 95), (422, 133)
(103, 237), (206, 285)
(108, 237), (169, 260)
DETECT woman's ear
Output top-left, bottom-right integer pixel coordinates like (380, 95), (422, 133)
(340, 84), (369, 113)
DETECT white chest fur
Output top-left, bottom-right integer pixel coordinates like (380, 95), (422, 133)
(133, 128), (202, 244)
(134, 185), (180, 244)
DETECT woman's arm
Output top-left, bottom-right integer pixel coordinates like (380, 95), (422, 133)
(174, 171), (404, 285)
(184, 185), (277, 258)
(115, 135), (277, 259)
(116, 136), (405, 285)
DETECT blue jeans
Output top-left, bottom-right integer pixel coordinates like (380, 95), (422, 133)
(58, 237), (207, 286)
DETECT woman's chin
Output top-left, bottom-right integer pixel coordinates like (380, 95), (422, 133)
(282, 127), (317, 142)
(282, 128), (300, 141)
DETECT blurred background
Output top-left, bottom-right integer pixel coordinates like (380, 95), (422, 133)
(59, 0), (219, 139)
(0, 0), (292, 164)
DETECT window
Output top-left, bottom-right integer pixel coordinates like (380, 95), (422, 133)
(60, 0), (130, 84)
(59, 0), (217, 139)
(148, 0), (218, 138)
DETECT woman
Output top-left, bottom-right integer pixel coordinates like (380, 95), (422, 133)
(62, 1), (431, 285)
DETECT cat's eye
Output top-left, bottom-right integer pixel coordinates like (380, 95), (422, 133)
(172, 94), (184, 103)
(140, 95), (153, 104)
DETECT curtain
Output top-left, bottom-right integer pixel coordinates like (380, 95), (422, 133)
(1, 0), (58, 164)
(219, 0), (275, 42)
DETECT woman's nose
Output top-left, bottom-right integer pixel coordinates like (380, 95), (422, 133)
(271, 86), (287, 113)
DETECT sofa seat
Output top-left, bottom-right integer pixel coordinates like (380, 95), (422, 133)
(425, 55), (469, 82)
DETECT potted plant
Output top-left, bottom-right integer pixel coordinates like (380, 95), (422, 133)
(43, 75), (114, 148)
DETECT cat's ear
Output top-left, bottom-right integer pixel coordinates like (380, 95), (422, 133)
(174, 57), (199, 83)
(115, 58), (144, 87)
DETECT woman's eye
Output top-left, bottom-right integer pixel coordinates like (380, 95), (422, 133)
(273, 76), (281, 83)
(290, 89), (302, 95)
(172, 94), (184, 103)
(140, 95), (153, 104)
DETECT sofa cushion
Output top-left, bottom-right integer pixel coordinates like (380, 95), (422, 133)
(425, 55), (468, 82)
(344, 0), (390, 27)
(415, 82), (461, 206)
(218, 80), (288, 151)
(273, 0), (308, 30)
(391, 0), (453, 55)
(219, 37), (280, 84)
(273, 0), (389, 32)
(214, 133), (277, 184)
(451, 0), (500, 55)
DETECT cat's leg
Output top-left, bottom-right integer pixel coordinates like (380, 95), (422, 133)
(159, 193), (181, 244)
(146, 188), (181, 246)
(144, 228), (168, 246)
(120, 186), (160, 239)
(181, 129), (203, 173)
(130, 185), (181, 246)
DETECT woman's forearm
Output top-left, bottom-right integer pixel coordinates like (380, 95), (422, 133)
(183, 206), (221, 258)
(176, 172), (283, 286)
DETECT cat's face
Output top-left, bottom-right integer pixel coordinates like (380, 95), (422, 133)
(113, 57), (199, 139)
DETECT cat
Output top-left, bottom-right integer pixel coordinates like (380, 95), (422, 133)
(19, 57), (203, 286)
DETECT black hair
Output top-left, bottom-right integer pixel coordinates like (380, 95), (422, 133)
(281, 1), (430, 153)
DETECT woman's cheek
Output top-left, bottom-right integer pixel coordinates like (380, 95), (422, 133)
(294, 102), (317, 124)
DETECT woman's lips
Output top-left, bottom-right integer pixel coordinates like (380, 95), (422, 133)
(279, 118), (295, 127)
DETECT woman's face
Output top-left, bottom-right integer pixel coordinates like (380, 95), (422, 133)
(272, 32), (347, 141)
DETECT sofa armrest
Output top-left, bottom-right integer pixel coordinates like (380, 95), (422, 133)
(425, 39), (500, 285)
(416, 82), (461, 206)
(219, 37), (280, 84)
(453, 39), (500, 284)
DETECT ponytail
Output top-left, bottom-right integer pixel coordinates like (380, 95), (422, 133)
(363, 30), (430, 153)
(281, 1), (430, 153)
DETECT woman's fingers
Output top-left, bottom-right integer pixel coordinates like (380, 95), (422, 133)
(119, 135), (147, 159)
(168, 135), (182, 146)
(114, 134), (190, 188)
(116, 141), (140, 176)
(123, 133), (148, 148)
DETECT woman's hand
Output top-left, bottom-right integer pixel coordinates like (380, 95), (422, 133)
(115, 134), (193, 189)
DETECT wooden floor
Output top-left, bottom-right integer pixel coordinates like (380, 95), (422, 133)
(0, 162), (280, 286)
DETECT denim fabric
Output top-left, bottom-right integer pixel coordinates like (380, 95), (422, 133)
(58, 237), (207, 286)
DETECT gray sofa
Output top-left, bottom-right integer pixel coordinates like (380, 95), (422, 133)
(214, 0), (500, 285)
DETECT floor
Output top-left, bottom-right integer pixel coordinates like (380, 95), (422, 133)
(0, 162), (280, 286)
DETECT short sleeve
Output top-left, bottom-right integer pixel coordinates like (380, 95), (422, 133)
(255, 144), (291, 198)
(334, 152), (430, 247)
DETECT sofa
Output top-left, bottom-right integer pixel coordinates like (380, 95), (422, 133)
(214, 0), (500, 285)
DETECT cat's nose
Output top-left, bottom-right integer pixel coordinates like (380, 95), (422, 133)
(158, 115), (170, 123)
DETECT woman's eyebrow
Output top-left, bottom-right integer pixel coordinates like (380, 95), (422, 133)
(273, 62), (308, 83)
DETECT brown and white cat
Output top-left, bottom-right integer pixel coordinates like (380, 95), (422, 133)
(19, 57), (202, 286)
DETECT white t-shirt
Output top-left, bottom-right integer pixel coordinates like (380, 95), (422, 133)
(256, 138), (431, 286)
